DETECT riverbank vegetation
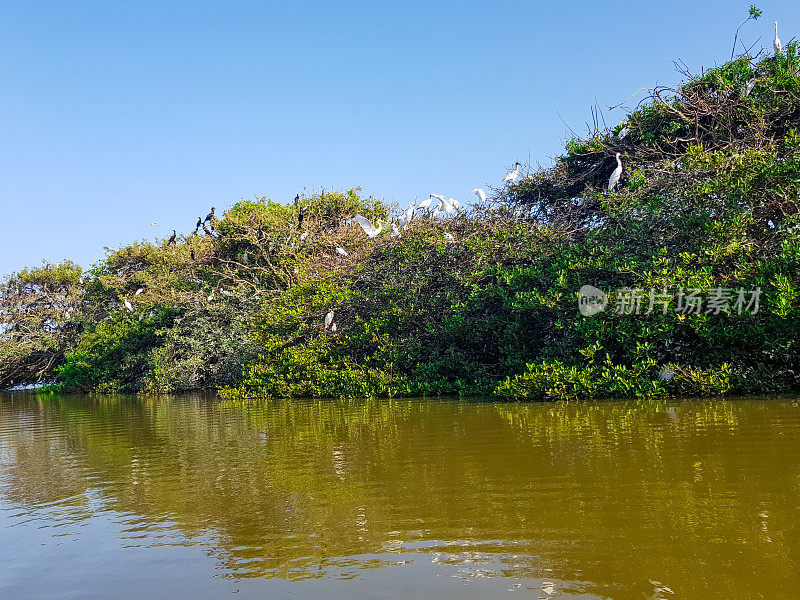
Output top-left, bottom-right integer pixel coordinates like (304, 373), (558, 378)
(2, 46), (800, 400)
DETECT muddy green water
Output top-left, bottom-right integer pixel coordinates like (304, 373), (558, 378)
(1, 394), (799, 599)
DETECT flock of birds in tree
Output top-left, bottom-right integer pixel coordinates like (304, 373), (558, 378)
(327, 20), (789, 330)
(112, 20), (790, 326)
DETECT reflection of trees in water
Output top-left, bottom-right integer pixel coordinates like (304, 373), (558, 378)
(1, 395), (799, 596)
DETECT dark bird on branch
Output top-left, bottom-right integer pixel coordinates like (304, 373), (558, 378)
(190, 249), (196, 261)
(293, 194), (300, 207)
(194, 217), (202, 234)
(167, 230), (177, 246)
(298, 206), (306, 230)
(203, 223), (214, 236)
(204, 207), (216, 224)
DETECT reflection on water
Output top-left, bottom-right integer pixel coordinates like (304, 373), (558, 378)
(1, 394), (799, 599)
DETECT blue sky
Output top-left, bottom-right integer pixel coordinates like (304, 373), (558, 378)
(1, 1), (798, 275)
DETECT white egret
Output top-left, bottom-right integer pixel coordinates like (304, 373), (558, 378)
(434, 198), (453, 216)
(398, 203), (415, 229)
(352, 214), (385, 238)
(444, 197), (463, 214)
(324, 310), (334, 329)
(335, 247), (348, 257)
(207, 290), (215, 302)
(331, 323), (337, 332)
(415, 196), (436, 212)
(391, 223), (401, 237)
(503, 162), (521, 183)
(608, 153), (623, 190)
(135, 288), (144, 296)
(774, 21), (782, 56)
(123, 299), (133, 312)
(300, 231), (309, 241)
(742, 78), (756, 98)
(472, 188), (487, 203)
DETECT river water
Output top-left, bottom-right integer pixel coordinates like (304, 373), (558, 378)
(1, 394), (799, 599)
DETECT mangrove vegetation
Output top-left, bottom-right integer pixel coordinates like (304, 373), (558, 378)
(3, 48), (800, 400)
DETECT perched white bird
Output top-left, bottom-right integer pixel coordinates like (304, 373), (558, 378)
(331, 323), (337, 332)
(391, 223), (401, 237)
(207, 290), (215, 302)
(123, 299), (133, 312)
(135, 288), (144, 296)
(618, 126), (630, 140)
(445, 197), (463, 214)
(335, 247), (348, 257)
(300, 232), (309, 241)
(443, 232), (454, 241)
(608, 153), (623, 190)
(352, 214), (384, 238)
(774, 21), (782, 56)
(472, 188), (487, 203)
(398, 203), (415, 229)
(415, 196), (436, 212)
(742, 78), (756, 98)
(324, 310), (335, 329)
(503, 162), (521, 184)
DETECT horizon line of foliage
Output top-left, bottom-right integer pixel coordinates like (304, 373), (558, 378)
(2, 40), (800, 400)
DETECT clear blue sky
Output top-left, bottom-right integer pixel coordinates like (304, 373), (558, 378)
(2, 1), (798, 275)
